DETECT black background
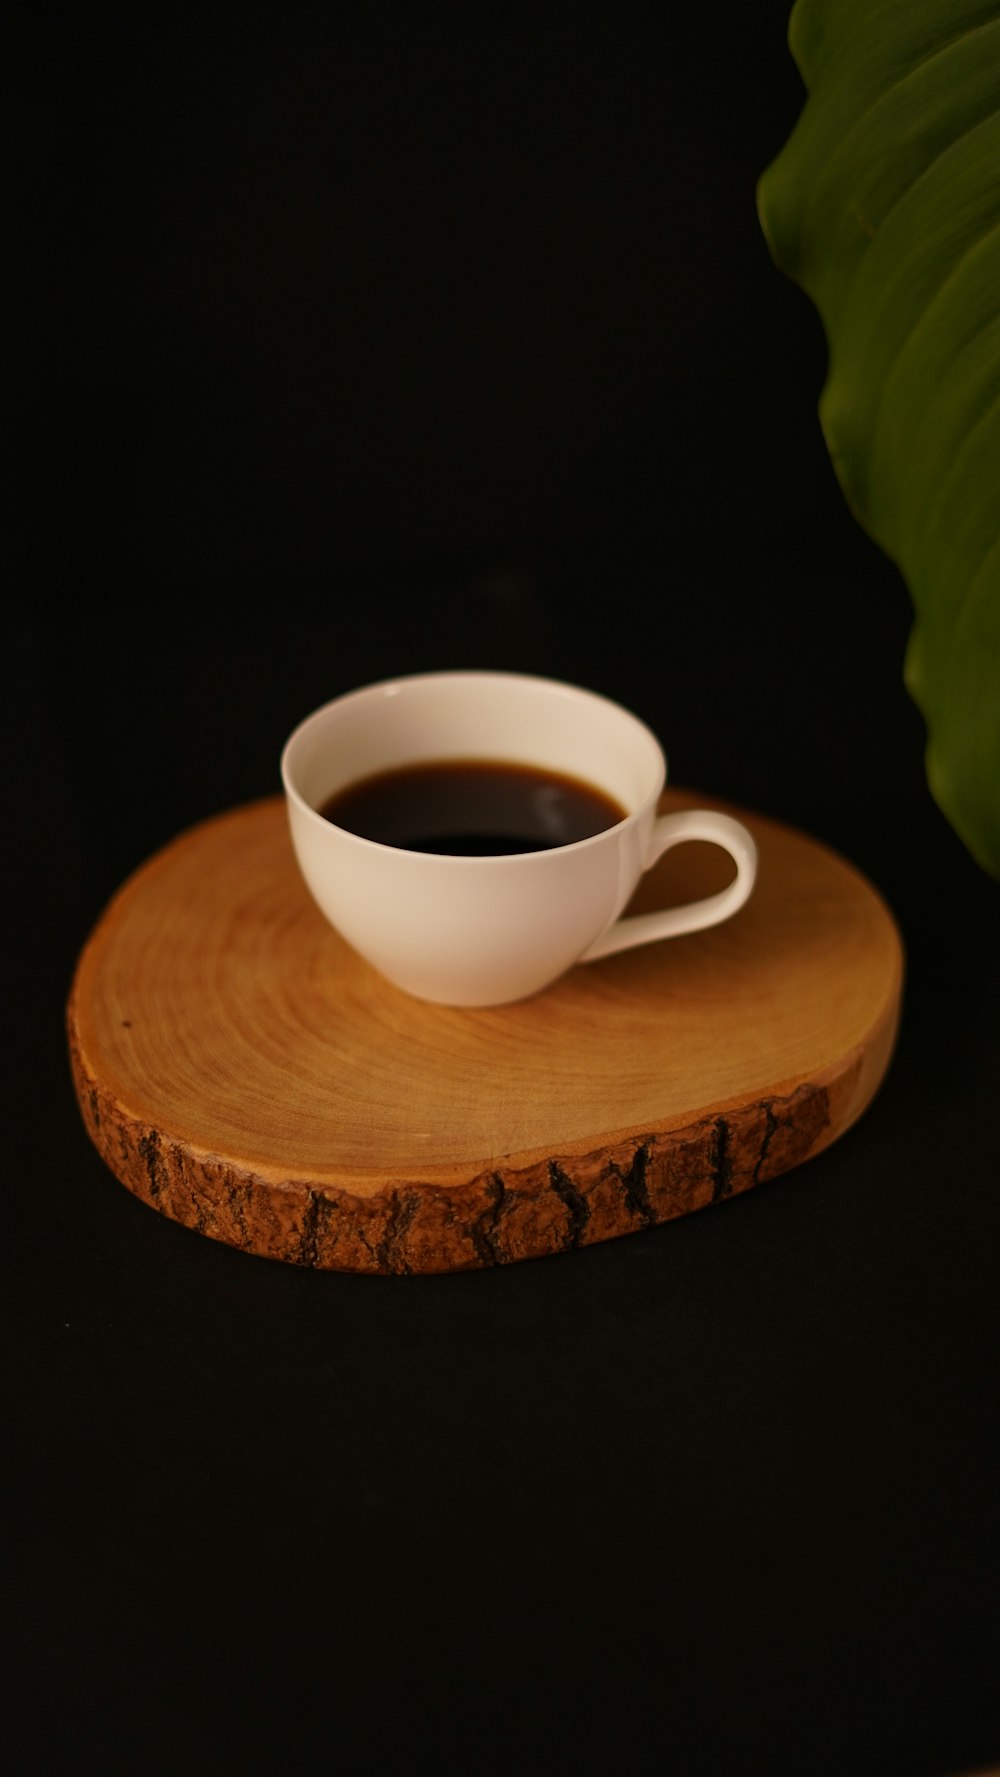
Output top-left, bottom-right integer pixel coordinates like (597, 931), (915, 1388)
(6, 4), (999, 1773)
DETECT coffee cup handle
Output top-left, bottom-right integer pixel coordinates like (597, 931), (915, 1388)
(580, 808), (758, 962)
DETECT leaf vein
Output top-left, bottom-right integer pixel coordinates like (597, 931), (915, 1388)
(887, 207), (1000, 376)
(865, 99), (1000, 247)
(819, 12), (1000, 180)
(941, 531), (1000, 728)
(909, 329), (1000, 562)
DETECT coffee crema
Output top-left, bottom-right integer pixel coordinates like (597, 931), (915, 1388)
(317, 758), (628, 856)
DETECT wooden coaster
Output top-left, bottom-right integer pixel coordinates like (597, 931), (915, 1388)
(67, 792), (903, 1274)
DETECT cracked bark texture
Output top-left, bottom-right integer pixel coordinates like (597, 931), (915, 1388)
(64, 794), (903, 1274)
(69, 1016), (831, 1273)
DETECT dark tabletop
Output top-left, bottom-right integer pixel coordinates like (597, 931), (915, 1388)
(7, 5), (999, 1774)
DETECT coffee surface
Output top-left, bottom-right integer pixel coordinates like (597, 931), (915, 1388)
(318, 758), (627, 855)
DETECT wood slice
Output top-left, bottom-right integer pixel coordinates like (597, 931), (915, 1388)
(67, 791), (903, 1274)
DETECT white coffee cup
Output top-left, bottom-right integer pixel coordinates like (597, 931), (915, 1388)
(280, 670), (758, 1006)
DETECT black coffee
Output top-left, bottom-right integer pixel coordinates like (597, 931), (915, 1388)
(318, 758), (627, 855)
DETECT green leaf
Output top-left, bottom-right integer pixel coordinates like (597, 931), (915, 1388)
(758, 0), (1000, 875)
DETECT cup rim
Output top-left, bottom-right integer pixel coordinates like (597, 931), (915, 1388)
(280, 669), (667, 864)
